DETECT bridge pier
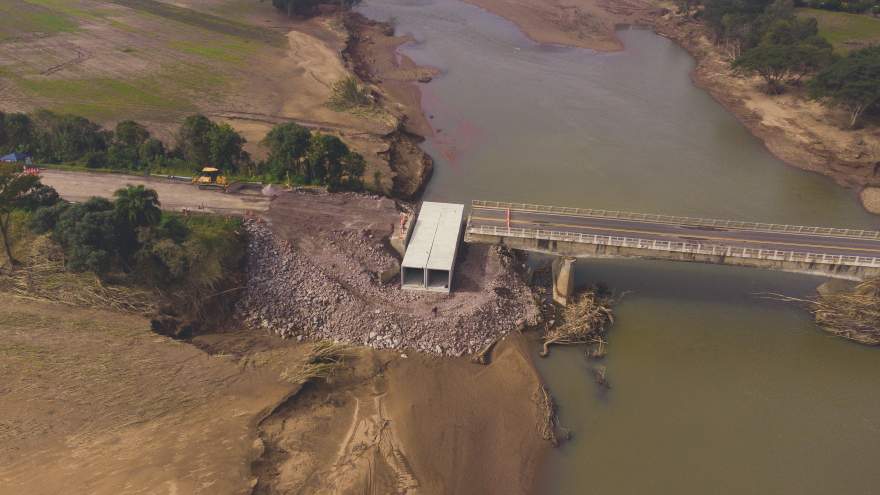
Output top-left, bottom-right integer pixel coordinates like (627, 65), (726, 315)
(552, 256), (576, 306)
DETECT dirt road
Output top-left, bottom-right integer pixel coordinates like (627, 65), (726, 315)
(40, 169), (271, 215)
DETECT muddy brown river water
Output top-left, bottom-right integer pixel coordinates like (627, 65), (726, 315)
(358, 0), (880, 493)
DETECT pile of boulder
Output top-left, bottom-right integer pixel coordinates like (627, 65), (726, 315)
(237, 219), (538, 356)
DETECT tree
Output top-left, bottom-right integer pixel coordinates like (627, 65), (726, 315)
(1, 113), (35, 154)
(176, 115), (249, 173)
(262, 122), (312, 181)
(271, 0), (360, 17)
(207, 123), (249, 173)
(733, 36), (831, 93)
(176, 114), (215, 167)
(114, 120), (150, 148)
(675, 0), (699, 15)
(733, 43), (800, 93)
(809, 46), (880, 128)
(328, 151), (365, 191)
(114, 185), (161, 229)
(305, 133), (348, 184)
(53, 197), (119, 274)
(31, 111), (109, 163)
(0, 164), (49, 267)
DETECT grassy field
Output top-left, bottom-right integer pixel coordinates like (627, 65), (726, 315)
(798, 8), (880, 53)
(0, 0), (284, 125)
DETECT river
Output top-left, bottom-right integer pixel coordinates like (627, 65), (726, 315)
(357, 0), (880, 493)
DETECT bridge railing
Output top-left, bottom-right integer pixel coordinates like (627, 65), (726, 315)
(466, 224), (880, 268)
(471, 200), (880, 240)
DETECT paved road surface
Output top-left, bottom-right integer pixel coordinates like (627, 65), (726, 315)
(468, 203), (880, 259)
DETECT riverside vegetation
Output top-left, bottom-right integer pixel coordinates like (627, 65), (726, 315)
(681, 0), (880, 128)
(1, 165), (245, 321)
(0, 111), (366, 190)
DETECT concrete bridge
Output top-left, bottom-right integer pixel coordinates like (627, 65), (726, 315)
(464, 200), (880, 304)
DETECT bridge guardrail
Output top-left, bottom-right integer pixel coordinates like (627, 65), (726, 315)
(472, 200), (880, 241)
(466, 224), (880, 268)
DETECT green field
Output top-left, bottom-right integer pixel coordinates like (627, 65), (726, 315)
(798, 8), (880, 53)
(0, 0), (283, 124)
(0, 2), (79, 39)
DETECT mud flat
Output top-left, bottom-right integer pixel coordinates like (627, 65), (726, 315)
(456, 0), (880, 213)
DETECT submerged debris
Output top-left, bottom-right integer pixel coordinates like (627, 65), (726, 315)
(592, 365), (610, 389)
(536, 385), (570, 447)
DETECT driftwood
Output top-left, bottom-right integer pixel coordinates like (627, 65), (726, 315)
(764, 277), (880, 345)
(540, 289), (617, 357)
(536, 385), (565, 447)
(281, 341), (353, 385)
(471, 338), (499, 365)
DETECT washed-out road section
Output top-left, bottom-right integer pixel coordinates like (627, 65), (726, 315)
(40, 169), (271, 215)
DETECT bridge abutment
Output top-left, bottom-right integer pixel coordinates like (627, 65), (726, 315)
(552, 256), (576, 306)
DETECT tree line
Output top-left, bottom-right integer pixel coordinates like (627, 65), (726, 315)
(680, 0), (880, 127)
(0, 111), (366, 190)
(271, 0), (361, 17)
(796, 0), (880, 14)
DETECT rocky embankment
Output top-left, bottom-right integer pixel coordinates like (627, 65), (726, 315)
(237, 220), (538, 356)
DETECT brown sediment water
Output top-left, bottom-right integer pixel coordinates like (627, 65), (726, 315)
(357, 0), (880, 493)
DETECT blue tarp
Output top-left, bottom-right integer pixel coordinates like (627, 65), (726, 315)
(1, 152), (30, 162)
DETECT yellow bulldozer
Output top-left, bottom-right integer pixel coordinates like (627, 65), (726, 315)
(192, 167), (228, 190)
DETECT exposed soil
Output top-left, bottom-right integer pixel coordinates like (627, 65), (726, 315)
(458, 0), (880, 214)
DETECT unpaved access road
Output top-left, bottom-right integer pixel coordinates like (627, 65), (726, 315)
(40, 169), (271, 214)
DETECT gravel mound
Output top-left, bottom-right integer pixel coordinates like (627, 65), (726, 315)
(237, 219), (538, 356)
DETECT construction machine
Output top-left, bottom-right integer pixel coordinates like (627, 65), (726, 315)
(192, 167), (228, 190)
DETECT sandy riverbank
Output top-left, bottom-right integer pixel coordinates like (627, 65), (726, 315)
(457, 0), (880, 215)
(234, 332), (550, 494)
(0, 297), (550, 494)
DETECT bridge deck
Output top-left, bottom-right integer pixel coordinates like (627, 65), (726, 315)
(466, 201), (880, 268)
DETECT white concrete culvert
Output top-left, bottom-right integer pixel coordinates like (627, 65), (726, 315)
(237, 220), (538, 356)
